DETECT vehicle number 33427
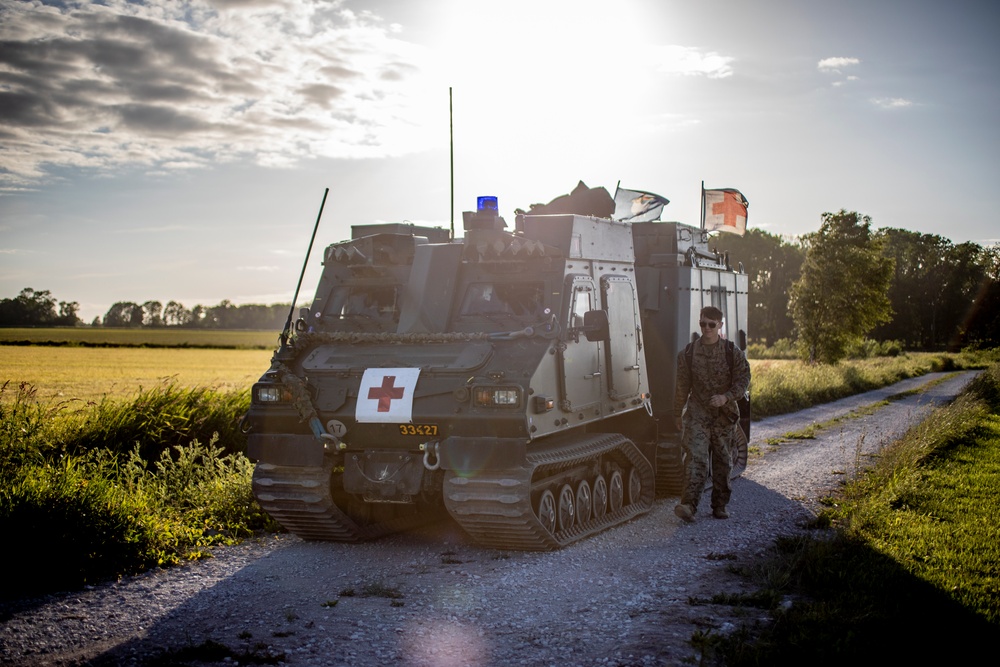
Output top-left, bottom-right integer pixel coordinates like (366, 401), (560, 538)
(398, 424), (439, 436)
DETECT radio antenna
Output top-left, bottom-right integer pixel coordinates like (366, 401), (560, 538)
(280, 187), (329, 348)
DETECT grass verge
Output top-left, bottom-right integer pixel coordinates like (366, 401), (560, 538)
(708, 364), (1000, 664)
(749, 348), (999, 418)
(0, 381), (276, 597)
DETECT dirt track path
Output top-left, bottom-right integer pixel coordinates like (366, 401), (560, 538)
(0, 371), (979, 667)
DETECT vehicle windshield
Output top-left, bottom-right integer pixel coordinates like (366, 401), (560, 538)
(460, 282), (545, 319)
(323, 285), (400, 323)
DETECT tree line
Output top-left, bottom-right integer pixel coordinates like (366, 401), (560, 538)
(99, 300), (291, 330)
(0, 291), (292, 331)
(711, 210), (1000, 361)
(4, 210), (999, 362)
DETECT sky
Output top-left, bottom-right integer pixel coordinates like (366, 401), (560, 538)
(1, 0), (999, 323)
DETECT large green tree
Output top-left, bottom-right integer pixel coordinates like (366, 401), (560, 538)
(875, 229), (987, 349)
(789, 210), (894, 363)
(964, 244), (1000, 348)
(163, 300), (191, 326)
(141, 300), (164, 327)
(711, 228), (805, 345)
(103, 301), (143, 327)
(0, 288), (80, 326)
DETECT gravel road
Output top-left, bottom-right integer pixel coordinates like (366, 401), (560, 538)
(0, 370), (980, 667)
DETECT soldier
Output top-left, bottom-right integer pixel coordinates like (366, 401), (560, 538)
(673, 306), (751, 521)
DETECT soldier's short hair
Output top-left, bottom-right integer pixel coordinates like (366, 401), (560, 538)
(700, 306), (724, 321)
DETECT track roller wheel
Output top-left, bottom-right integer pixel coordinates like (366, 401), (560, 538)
(592, 474), (608, 520)
(608, 469), (624, 513)
(536, 489), (557, 535)
(627, 466), (642, 506)
(557, 484), (576, 532)
(575, 480), (593, 525)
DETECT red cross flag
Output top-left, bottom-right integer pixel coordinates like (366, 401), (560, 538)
(356, 368), (421, 423)
(702, 187), (749, 236)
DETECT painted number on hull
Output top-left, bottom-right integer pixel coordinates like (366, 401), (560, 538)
(399, 424), (439, 436)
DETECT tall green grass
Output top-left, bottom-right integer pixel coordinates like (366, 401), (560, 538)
(0, 381), (274, 597)
(749, 349), (1000, 417)
(63, 380), (250, 460)
(748, 337), (905, 360)
(711, 364), (1000, 664)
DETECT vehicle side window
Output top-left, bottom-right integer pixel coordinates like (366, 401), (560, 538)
(570, 285), (592, 328)
(460, 283), (544, 318)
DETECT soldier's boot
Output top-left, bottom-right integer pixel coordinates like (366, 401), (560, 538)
(674, 503), (695, 523)
(712, 506), (729, 520)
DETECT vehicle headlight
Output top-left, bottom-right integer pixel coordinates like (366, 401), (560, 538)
(253, 384), (292, 404)
(472, 386), (521, 408)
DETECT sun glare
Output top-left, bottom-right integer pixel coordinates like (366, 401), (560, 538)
(413, 1), (668, 161)
(432, 0), (658, 92)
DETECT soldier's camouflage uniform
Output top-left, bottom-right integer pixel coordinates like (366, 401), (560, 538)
(674, 338), (751, 514)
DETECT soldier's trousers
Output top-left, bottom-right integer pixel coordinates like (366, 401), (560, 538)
(680, 419), (735, 511)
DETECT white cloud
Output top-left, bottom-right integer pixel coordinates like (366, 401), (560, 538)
(115, 225), (198, 234)
(818, 56), (861, 72)
(652, 45), (735, 79)
(237, 265), (281, 272)
(0, 0), (435, 192)
(872, 97), (915, 109)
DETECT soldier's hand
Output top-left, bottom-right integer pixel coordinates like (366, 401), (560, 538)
(675, 417), (683, 431)
(709, 394), (728, 408)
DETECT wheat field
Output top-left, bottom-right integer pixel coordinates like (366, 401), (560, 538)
(1, 346), (273, 403)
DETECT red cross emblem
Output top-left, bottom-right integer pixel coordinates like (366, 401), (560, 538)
(368, 375), (405, 412)
(711, 192), (746, 229)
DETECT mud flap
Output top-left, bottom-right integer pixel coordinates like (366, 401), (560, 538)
(247, 433), (324, 467)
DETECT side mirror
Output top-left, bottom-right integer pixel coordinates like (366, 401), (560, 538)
(582, 309), (610, 342)
(294, 307), (310, 332)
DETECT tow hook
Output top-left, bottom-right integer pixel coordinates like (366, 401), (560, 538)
(422, 441), (441, 471)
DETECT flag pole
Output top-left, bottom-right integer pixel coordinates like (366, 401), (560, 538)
(700, 180), (706, 229)
(449, 87), (454, 241)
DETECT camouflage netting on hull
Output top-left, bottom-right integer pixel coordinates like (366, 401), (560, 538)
(292, 331), (494, 347)
(270, 362), (320, 425)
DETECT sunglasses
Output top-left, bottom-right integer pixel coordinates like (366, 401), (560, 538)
(699, 321), (719, 329)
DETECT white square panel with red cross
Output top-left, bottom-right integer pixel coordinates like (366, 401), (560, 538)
(355, 368), (421, 423)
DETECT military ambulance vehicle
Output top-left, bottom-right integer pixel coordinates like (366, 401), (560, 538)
(243, 192), (749, 550)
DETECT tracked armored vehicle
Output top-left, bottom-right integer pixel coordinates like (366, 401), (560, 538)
(244, 196), (749, 550)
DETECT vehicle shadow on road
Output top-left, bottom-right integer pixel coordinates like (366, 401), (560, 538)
(80, 476), (815, 666)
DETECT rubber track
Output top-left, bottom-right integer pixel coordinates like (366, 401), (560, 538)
(442, 433), (655, 551)
(252, 459), (432, 542)
(655, 442), (685, 498)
